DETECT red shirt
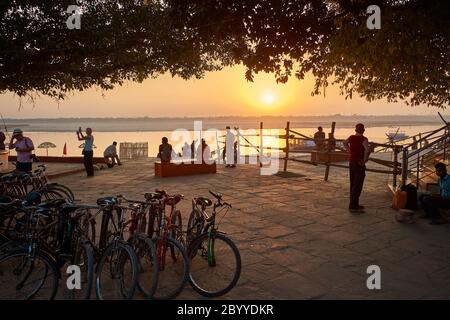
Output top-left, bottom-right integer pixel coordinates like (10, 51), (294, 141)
(348, 135), (367, 162)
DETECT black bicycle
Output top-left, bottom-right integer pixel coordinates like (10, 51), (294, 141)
(186, 191), (241, 297)
(0, 193), (93, 300)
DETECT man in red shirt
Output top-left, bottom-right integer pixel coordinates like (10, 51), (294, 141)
(343, 123), (370, 212)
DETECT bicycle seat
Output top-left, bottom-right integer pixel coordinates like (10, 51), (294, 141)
(195, 197), (212, 207)
(0, 196), (13, 204)
(155, 189), (167, 196)
(144, 192), (163, 200)
(1, 174), (15, 182)
(97, 197), (117, 207)
(165, 194), (184, 206)
(23, 191), (42, 206)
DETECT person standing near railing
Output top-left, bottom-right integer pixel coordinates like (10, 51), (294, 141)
(0, 131), (5, 151)
(343, 123), (370, 212)
(77, 127), (94, 177)
(224, 126), (236, 168)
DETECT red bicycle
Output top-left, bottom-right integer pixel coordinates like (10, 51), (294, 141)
(147, 189), (188, 300)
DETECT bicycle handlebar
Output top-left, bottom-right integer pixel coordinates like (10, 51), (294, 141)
(209, 190), (222, 200)
(117, 194), (147, 205)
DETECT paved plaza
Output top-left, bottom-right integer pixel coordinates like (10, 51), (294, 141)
(54, 159), (450, 299)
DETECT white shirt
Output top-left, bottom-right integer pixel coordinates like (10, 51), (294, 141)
(104, 144), (117, 157)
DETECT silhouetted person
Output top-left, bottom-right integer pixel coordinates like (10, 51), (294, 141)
(77, 127), (94, 177)
(182, 142), (191, 161)
(412, 136), (418, 150)
(0, 131), (5, 151)
(190, 140), (196, 163)
(196, 139), (211, 164)
(225, 126), (236, 167)
(158, 137), (173, 163)
(343, 123), (370, 212)
(314, 126), (326, 151)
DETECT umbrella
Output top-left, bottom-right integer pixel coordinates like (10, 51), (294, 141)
(38, 142), (57, 156)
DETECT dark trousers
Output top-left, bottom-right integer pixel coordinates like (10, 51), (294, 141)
(420, 194), (450, 218)
(83, 150), (94, 176)
(349, 161), (366, 208)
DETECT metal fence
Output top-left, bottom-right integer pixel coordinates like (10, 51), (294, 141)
(119, 142), (148, 160)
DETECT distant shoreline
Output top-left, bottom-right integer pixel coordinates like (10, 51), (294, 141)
(2, 115), (447, 132)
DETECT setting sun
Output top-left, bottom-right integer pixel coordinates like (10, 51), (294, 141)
(261, 91), (277, 105)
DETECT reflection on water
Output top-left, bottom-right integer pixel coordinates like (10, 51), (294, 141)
(5, 125), (440, 158)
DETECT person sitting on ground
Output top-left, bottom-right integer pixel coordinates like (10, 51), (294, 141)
(314, 126), (326, 151)
(182, 142), (191, 161)
(196, 139), (211, 164)
(0, 131), (6, 150)
(158, 137), (173, 163)
(104, 141), (122, 168)
(419, 162), (450, 225)
(9, 128), (35, 172)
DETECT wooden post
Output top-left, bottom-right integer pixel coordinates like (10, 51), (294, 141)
(283, 121), (290, 172)
(392, 146), (400, 191)
(236, 127), (241, 164)
(259, 122), (263, 167)
(444, 127), (447, 161)
(324, 122), (336, 181)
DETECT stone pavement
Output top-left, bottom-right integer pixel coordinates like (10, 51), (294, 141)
(54, 159), (450, 300)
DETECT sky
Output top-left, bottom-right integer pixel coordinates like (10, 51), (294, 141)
(0, 65), (441, 118)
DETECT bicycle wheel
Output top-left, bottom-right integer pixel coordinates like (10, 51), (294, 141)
(170, 210), (185, 261)
(186, 209), (204, 246)
(67, 242), (94, 300)
(40, 189), (65, 201)
(48, 183), (75, 201)
(128, 233), (159, 298)
(0, 249), (59, 300)
(188, 232), (241, 297)
(46, 185), (74, 201)
(95, 241), (138, 300)
(98, 208), (120, 250)
(147, 208), (161, 239)
(153, 236), (188, 300)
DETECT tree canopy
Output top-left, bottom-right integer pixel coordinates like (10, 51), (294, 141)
(0, 0), (448, 107)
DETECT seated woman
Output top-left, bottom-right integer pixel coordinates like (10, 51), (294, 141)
(157, 137), (173, 163)
(196, 139), (211, 164)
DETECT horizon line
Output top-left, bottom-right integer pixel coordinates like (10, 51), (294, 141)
(1, 114), (448, 120)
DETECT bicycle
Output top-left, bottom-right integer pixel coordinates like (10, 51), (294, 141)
(186, 190), (241, 297)
(92, 196), (139, 300)
(0, 164), (74, 201)
(0, 194), (93, 300)
(147, 189), (189, 300)
(115, 194), (159, 299)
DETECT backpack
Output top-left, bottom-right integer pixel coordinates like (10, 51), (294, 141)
(391, 190), (407, 210)
(401, 183), (418, 210)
